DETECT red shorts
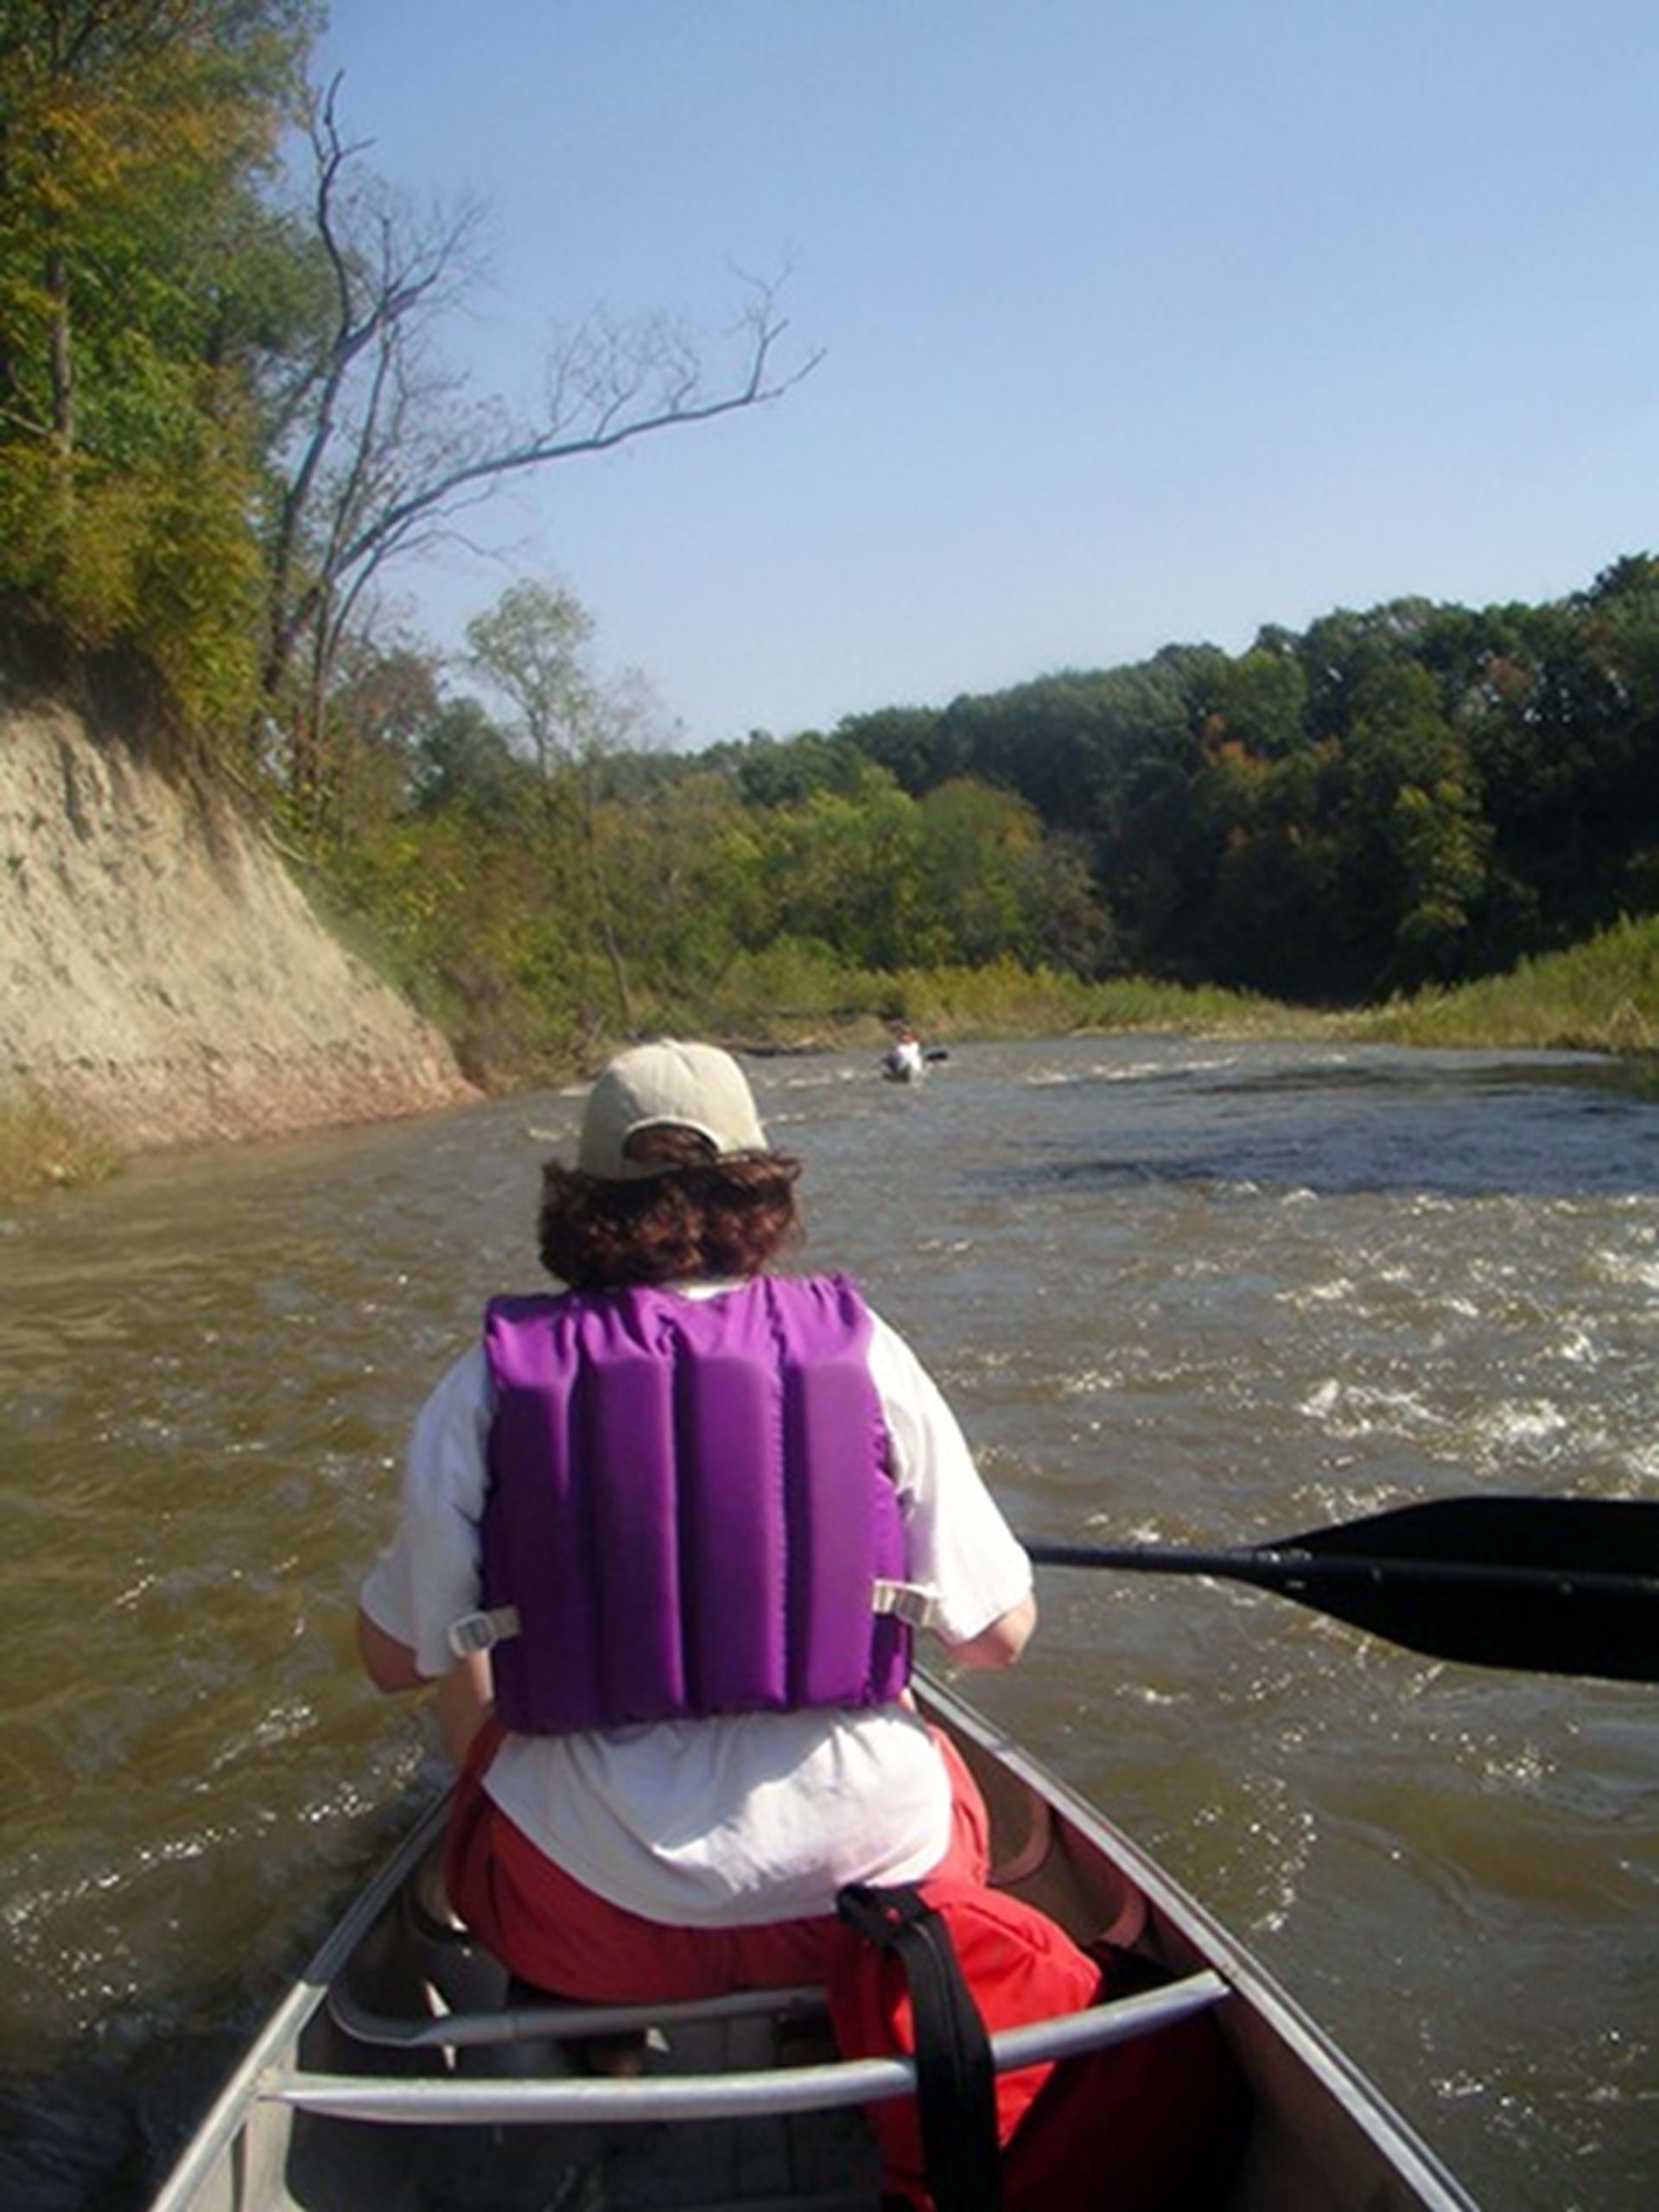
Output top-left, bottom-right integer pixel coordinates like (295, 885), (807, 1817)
(443, 1716), (992, 2001)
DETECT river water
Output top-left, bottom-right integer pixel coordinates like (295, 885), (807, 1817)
(3, 1035), (1657, 2209)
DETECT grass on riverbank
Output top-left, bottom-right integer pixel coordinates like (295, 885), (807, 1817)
(684, 920), (1659, 1061)
(681, 945), (1334, 1052)
(1343, 913), (1659, 1056)
(0, 1084), (122, 1202)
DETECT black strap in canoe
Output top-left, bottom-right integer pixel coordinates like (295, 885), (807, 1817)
(836, 1882), (1002, 2212)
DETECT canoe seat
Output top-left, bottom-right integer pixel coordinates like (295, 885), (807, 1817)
(327, 1975), (833, 2055)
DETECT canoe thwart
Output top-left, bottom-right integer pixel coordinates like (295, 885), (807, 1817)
(277, 1970), (1232, 2126)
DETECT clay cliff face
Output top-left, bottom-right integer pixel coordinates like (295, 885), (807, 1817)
(1, 701), (479, 1151)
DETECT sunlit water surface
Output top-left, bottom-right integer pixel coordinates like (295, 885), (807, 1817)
(3, 1037), (1656, 2208)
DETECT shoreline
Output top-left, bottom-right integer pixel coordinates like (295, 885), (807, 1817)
(7, 998), (1654, 1205)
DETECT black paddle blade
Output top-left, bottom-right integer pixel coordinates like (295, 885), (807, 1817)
(1283, 1494), (1659, 1577)
(1273, 1495), (1659, 1683)
(1025, 1497), (1659, 1683)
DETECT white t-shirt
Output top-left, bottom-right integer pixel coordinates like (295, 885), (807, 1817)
(359, 1282), (1032, 1927)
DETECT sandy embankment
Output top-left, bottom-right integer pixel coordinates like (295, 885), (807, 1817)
(1, 699), (479, 1153)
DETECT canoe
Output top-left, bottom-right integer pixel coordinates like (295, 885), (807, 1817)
(149, 1675), (1478, 2211)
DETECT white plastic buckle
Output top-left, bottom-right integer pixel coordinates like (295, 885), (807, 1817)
(872, 1578), (941, 1630)
(447, 1605), (521, 1659)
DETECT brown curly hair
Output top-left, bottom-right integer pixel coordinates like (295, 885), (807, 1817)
(538, 1127), (804, 1289)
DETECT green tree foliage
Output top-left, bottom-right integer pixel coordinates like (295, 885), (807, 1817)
(464, 579), (653, 1031)
(0, 0), (313, 723)
(1202, 644), (1309, 759)
(819, 568), (1659, 1005)
(912, 779), (1109, 972)
(307, 555), (1659, 1074)
(832, 703), (955, 789)
(701, 727), (868, 806)
(1331, 664), (1487, 988)
(735, 760), (925, 972)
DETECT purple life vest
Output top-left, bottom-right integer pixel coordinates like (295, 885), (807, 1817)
(479, 1273), (912, 1733)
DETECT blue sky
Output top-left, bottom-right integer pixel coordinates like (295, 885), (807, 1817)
(313, 1), (1659, 749)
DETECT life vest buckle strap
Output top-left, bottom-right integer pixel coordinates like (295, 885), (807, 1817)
(872, 1577), (941, 1629)
(447, 1605), (521, 1658)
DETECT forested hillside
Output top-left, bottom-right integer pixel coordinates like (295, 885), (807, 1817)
(296, 556), (1659, 1073)
(824, 559), (1659, 1001)
(3, 6), (1656, 1096)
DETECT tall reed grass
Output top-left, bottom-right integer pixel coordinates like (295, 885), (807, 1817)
(683, 922), (1659, 1062)
(1347, 914), (1659, 1055)
(682, 944), (1321, 1046)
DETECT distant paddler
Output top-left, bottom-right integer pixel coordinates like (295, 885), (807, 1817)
(880, 1023), (926, 1083)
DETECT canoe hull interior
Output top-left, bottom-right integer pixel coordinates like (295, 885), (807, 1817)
(150, 1679), (1478, 2212)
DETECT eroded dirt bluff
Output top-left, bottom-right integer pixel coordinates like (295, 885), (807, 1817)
(1, 701), (480, 1150)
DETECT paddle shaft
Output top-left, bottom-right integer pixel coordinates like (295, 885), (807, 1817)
(1023, 1540), (1656, 1602)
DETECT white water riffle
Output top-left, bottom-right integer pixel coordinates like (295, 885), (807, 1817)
(1, 1036), (1656, 2210)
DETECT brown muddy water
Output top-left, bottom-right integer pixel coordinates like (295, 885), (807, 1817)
(2, 1035), (1657, 2208)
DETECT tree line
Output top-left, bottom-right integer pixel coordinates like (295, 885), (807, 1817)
(298, 554), (1659, 1077)
(4, 8), (1656, 1073)
(822, 556), (1659, 1003)
(310, 577), (1107, 1077)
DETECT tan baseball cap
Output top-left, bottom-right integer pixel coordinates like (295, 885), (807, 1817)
(576, 1039), (768, 1180)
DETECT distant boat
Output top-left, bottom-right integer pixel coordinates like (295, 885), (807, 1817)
(882, 1037), (947, 1083)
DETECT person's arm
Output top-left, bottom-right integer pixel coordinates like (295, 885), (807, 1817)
(865, 1307), (1036, 1664)
(356, 1607), (493, 1765)
(356, 1344), (497, 1764)
(356, 1607), (425, 1692)
(940, 1588), (1038, 1669)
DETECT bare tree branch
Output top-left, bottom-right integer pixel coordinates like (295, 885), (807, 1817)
(259, 86), (821, 819)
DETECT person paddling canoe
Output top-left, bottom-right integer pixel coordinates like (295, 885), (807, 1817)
(354, 1039), (1036, 2005)
(882, 1023), (926, 1082)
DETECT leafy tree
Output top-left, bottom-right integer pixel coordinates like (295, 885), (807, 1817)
(733, 761), (925, 971)
(606, 766), (754, 1005)
(702, 728), (866, 807)
(464, 579), (664, 1032)
(1336, 664), (1489, 989)
(912, 779), (1110, 972)
(912, 779), (1033, 964)
(1295, 598), (1440, 736)
(0, 0), (314, 721)
(464, 582), (594, 792)
(835, 703), (955, 792)
(409, 696), (525, 826)
(1200, 645), (1309, 758)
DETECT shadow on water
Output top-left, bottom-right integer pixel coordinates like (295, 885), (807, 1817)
(0, 1798), (426, 2211)
(0, 2026), (249, 2212)
(995, 1052), (1659, 1201)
